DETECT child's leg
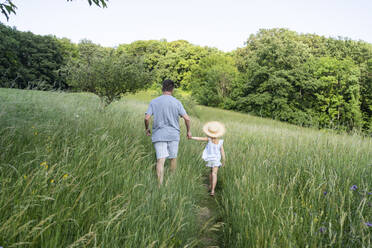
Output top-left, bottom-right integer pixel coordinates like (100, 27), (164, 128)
(209, 168), (213, 191)
(211, 166), (219, 195)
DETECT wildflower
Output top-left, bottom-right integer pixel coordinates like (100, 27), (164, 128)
(50, 179), (54, 183)
(23, 175), (27, 179)
(319, 227), (326, 233)
(34, 132), (38, 136)
(314, 217), (318, 223)
(350, 185), (357, 191)
(63, 174), (68, 179)
(323, 191), (327, 195)
(40, 161), (48, 169)
(31, 126), (35, 129)
(365, 222), (372, 227)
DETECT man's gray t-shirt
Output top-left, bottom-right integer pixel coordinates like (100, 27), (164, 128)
(146, 95), (187, 142)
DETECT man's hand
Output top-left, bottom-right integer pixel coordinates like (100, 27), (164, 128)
(145, 129), (151, 136)
(144, 114), (151, 137)
(187, 131), (192, 139)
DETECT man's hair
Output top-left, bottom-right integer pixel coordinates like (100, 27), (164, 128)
(162, 79), (175, 92)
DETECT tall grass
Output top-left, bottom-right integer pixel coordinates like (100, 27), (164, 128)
(1, 88), (371, 247)
(196, 107), (372, 247)
(0, 88), (206, 247)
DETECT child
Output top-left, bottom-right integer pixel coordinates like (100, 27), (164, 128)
(191, 121), (226, 196)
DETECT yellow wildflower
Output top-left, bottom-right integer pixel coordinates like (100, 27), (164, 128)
(40, 161), (48, 169)
(50, 179), (54, 183)
(23, 175), (27, 179)
(63, 174), (68, 179)
(34, 132), (38, 136)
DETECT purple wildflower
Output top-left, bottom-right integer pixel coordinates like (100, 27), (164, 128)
(365, 222), (372, 227)
(368, 192), (372, 195)
(319, 227), (326, 233)
(323, 191), (327, 195)
(350, 185), (358, 191)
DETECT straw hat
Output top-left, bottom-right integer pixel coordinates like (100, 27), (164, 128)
(203, 121), (226, 138)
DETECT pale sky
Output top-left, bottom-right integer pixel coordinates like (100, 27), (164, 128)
(2, 0), (372, 51)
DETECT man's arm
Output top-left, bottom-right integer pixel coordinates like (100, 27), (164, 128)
(182, 114), (192, 139)
(144, 114), (151, 136)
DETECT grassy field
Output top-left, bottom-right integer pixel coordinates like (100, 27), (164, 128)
(1, 88), (371, 247)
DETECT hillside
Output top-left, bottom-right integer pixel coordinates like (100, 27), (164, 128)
(0, 88), (371, 247)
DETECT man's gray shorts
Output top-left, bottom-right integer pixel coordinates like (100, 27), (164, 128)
(153, 141), (179, 159)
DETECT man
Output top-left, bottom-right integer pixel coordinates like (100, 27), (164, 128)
(144, 79), (191, 186)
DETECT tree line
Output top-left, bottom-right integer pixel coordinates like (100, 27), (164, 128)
(0, 23), (371, 133)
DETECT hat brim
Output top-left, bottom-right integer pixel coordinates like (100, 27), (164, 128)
(202, 122), (226, 138)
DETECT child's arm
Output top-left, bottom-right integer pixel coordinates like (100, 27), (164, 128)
(220, 145), (226, 166)
(190, 136), (208, 141)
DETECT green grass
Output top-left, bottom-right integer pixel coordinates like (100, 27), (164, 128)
(1, 88), (371, 247)
(0, 88), (207, 247)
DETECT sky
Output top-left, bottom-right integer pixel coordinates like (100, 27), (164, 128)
(2, 0), (372, 52)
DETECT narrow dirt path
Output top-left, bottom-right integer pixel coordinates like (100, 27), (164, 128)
(196, 177), (223, 248)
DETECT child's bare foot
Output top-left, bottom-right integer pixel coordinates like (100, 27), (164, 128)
(210, 191), (215, 196)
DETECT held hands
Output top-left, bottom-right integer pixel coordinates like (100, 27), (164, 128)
(145, 129), (151, 136)
(187, 131), (192, 139)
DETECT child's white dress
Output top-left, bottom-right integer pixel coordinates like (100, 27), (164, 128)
(202, 138), (224, 167)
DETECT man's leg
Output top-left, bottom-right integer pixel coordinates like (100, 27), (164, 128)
(170, 158), (177, 172)
(154, 142), (169, 186)
(156, 158), (166, 186)
(168, 141), (179, 173)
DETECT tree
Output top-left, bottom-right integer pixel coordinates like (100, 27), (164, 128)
(233, 29), (312, 123)
(190, 53), (239, 108)
(298, 57), (362, 130)
(360, 59), (372, 132)
(0, 0), (108, 21)
(0, 23), (67, 89)
(65, 40), (153, 105)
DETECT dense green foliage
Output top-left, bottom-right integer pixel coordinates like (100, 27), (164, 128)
(229, 29), (372, 132)
(118, 40), (217, 89)
(0, 23), (68, 90)
(64, 40), (152, 104)
(190, 53), (239, 107)
(1, 23), (372, 132)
